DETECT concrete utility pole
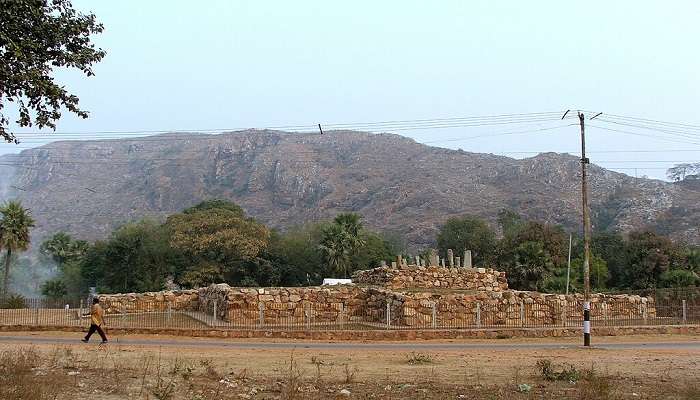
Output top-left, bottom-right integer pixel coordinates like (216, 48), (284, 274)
(578, 111), (592, 347)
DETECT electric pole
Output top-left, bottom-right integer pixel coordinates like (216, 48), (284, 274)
(565, 233), (572, 295)
(578, 111), (592, 347)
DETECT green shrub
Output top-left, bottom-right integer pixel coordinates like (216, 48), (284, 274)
(536, 359), (581, 382)
(1, 294), (28, 309)
(41, 279), (68, 300)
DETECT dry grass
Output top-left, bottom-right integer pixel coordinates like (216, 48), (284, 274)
(0, 336), (697, 399)
(405, 351), (434, 365)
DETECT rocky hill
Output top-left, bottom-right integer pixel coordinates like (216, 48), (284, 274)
(0, 130), (698, 249)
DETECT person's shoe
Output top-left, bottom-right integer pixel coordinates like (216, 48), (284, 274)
(81, 338), (88, 343)
(100, 340), (108, 344)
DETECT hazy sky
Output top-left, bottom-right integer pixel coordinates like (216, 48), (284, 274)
(3, 0), (700, 179)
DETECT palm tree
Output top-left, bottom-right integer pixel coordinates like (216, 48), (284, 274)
(319, 224), (351, 278)
(0, 201), (35, 296)
(333, 213), (366, 260)
(333, 213), (363, 237)
(39, 232), (88, 271)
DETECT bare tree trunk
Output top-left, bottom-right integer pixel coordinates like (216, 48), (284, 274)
(3, 248), (12, 297)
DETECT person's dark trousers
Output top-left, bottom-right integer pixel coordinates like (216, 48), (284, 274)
(85, 324), (107, 342)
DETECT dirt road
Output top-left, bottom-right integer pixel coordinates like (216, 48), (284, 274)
(1, 331), (698, 399)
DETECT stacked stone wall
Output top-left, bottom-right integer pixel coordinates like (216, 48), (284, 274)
(396, 290), (655, 327)
(197, 284), (396, 325)
(352, 265), (508, 291)
(98, 290), (199, 314)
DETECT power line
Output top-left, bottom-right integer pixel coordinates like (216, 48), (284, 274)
(421, 124), (574, 144)
(601, 112), (700, 130)
(7, 117), (565, 143)
(8, 111), (565, 136)
(596, 118), (700, 139)
(588, 124), (700, 145)
(2, 120), (570, 151)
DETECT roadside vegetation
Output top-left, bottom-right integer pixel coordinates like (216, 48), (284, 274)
(1, 198), (698, 299)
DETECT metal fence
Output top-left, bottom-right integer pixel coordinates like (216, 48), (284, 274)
(2, 288), (699, 331)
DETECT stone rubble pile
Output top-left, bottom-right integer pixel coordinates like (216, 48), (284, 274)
(352, 265), (508, 291)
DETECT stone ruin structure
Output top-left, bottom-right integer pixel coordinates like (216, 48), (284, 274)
(100, 249), (656, 330)
(352, 265), (508, 291)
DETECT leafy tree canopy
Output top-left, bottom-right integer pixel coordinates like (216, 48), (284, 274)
(167, 207), (269, 261)
(183, 199), (245, 216)
(0, 0), (105, 143)
(497, 220), (567, 290)
(39, 232), (88, 268)
(436, 215), (497, 266)
(621, 230), (683, 289)
(81, 220), (179, 294)
(659, 269), (698, 288)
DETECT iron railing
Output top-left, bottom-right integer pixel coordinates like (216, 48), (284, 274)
(1, 288), (698, 331)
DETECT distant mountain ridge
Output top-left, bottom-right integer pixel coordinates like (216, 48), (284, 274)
(0, 130), (698, 249)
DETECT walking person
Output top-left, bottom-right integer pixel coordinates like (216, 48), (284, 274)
(82, 297), (108, 344)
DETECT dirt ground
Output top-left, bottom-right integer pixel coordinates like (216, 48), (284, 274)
(0, 331), (698, 399)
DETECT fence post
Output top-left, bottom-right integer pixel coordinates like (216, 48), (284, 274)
(560, 302), (567, 327)
(642, 302), (648, 325)
(258, 302), (265, 327)
(34, 300), (39, 325)
(306, 303), (312, 330)
(682, 300), (687, 324)
(602, 301), (607, 321)
(386, 300), (391, 329)
(167, 303), (172, 326)
(213, 300), (218, 323)
(339, 303), (345, 329)
(431, 302), (437, 329)
(520, 301), (525, 327)
(79, 299), (84, 325)
(476, 303), (481, 328)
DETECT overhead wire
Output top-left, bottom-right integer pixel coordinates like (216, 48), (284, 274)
(6, 112), (564, 140)
(1, 109), (698, 181)
(587, 124), (700, 146)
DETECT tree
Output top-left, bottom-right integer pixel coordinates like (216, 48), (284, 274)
(497, 220), (567, 290)
(622, 231), (683, 289)
(686, 247), (700, 274)
(0, 0), (105, 143)
(167, 207), (269, 262)
(319, 223), (352, 278)
(590, 232), (626, 288)
(167, 200), (270, 287)
(81, 220), (183, 293)
(659, 269), (698, 288)
(0, 200), (35, 295)
(41, 278), (67, 300)
(39, 232), (88, 270)
(350, 231), (400, 271)
(506, 241), (553, 291)
(183, 199), (245, 216)
(497, 209), (524, 236)
(666, 163), (700, 182)
(437, 215), (497, 266)
(318, 213), (369, 278)
(570, 255), (609, 291)
(177, 262), (224, 289)
(334, 213), (363, 238)
(266, 225), (326, 286)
